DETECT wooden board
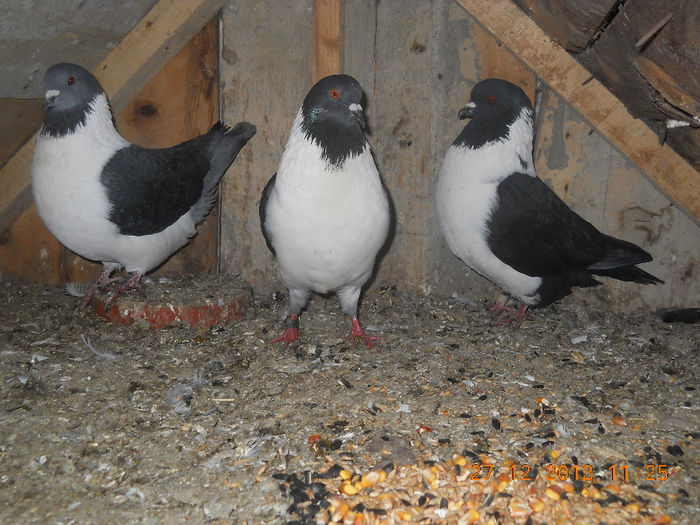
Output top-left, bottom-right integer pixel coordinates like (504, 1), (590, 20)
(219, 0), (314, 292)
(511, 0), (617, 52)
(456, 0), (700, 222)
(0, 20), (219, 284)
(580, 0), (700, 124)
(313, 0), (345, 82)
(0, 99), (44, 169)
(0, 0), (228, 236)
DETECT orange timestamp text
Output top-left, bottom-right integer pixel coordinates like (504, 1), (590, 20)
(510, 463), (671, 482)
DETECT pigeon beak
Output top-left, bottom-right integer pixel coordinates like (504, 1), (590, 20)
(44, 89), (60, 110)
(458, 101), (477, 120)
(349, 102), (367, 130)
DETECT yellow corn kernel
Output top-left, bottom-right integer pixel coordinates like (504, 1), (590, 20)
(454, 454), (467, 466)
(463, 509), (480, 524)
(497, 474), (510, 491)
(550, 449), (560, 460)
(545, 486), (561, 501)
(653, 515), (672, 524)
(331, 501), (349, 521)
(339, 469), (353, 480)
(509, 499), (529, 518)
(528, 497), (544, 513)
(625, 503), (640, 514)
(340, 481), (359, 495)
(604, 483), (620, 495)
(395, 509), (413, 521)
(361, 470), (381, 488)
(556, 481), (575, 494)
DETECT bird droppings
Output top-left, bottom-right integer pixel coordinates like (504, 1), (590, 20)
(0, 276), (697, 523)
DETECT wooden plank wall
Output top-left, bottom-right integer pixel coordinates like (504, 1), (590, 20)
(0, 19), (219, 284)
(220, 0), (697, 311)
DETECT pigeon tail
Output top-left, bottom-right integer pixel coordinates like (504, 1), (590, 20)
(587, 234), (653, 270)
(591, 265), (664, 285)
(190, 121), (257, 225)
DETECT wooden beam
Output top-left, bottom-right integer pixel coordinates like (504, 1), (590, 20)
(456, 0), (700, 221)
(0, 0), (227, 235)
(313, 0), (344, 82)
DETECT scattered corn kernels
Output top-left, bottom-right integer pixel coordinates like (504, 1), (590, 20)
(604, 483), (620, 495)
(528, 497), (545, 513)
(545, 485), (562, 500)
(361, 470), (381, 488)
(454, 454), (467, 466)
(394, 509), (413, 521)
(340, 481), (359, 495)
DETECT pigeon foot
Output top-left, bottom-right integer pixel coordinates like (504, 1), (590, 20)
(345, 317), (379, 349)
(271, 315), (299, 346)
(105, 272), (144, 312)
(81, 267), (119, 308)
(499, 303), (530, 327)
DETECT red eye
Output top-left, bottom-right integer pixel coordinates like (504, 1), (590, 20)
(67, 76), (76, 86)
(330, 88), (340, 99)
(488, 95), (496, 103)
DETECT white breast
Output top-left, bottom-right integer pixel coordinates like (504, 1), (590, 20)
(31, 95), (128, 264)
(267, 112), (390, 293)
(436, 120), (543, 304)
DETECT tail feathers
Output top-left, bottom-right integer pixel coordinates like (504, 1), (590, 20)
(191, 121), (257, 225)
(592, 265), (664, 285)
(588, 235), (652, 270)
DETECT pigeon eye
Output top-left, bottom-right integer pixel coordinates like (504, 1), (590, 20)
(67, 76), (76, 86)
(487, 95), (496, 103)
(330, 88), (340, 99)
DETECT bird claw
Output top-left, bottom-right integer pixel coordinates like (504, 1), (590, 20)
(488, 301), (514, 315)
(498, 304), (530, 327)
(104, 275), (144, 312)
(345, 318), (379, 349)
(271, 315), (300, 347)
(270, 327), (299, 347)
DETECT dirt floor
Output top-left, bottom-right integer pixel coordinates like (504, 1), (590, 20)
(0, 275), (697, 524)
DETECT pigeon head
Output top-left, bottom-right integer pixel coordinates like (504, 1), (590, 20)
(300, 74), (368, 167)
(41, 63), (107, 137)
(453, 78), (533, 149)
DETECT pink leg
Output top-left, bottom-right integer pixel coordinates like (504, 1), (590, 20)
(500, 303), (530, 326)
(346, 317), (379, 348)
(105, 272), (144, 311)
(488, 301), (514, 315)
(81, 267), (118, 308)
(271, 315), (299, 346)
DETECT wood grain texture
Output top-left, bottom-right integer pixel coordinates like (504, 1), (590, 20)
(0, 99), (44, 170)
(0, 0), (227, 236)
(456, 0), (700, 222)
(0, 20), (219, 284)
(511, 0), (617, 52)
(313, 0), (344, 82)
(219, 0), (313, 292)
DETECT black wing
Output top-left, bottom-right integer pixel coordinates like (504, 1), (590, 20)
(101, 141), (210, 236)
(487, 173), (625, 277)
(259, 173), (277, 255)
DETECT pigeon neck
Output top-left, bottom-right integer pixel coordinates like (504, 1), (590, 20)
(454, 105), (533, 153)
(506, 108), (535, 172)
(41, 92), (114, 139)
(299, 107), (367, 168)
